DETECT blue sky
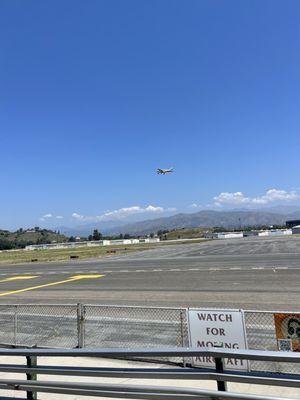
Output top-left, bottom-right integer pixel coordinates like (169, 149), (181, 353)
(1, 0), (300, 230)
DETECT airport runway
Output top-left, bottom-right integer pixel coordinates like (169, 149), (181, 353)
(0, 236), (299, 310)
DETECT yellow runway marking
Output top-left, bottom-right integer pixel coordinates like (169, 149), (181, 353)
(0, 276), (39, 283)
(0, 274), (104, 297)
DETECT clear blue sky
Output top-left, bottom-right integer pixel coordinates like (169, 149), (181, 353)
(1, 0), (300, 229)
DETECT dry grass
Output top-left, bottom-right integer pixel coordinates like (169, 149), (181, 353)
(0, 238), (209, 265)
(0, 244), (154, 265)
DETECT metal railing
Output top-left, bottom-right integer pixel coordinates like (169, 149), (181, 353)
(0, 347), (299, 400)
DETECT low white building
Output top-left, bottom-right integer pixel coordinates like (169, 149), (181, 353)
(258, 229), (292, 237)
(25, 237), (160, 251)
(292, 225), (300, 235)
(258, 231), (270, 237)
(216, 232), (243, 239)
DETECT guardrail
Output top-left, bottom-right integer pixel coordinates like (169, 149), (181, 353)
(0, 347), (299, 400)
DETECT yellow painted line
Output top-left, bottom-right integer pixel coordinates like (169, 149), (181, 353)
(71, 275), (103, 279)
(0, 276), (39, 283)
(0, 274), (104, 298)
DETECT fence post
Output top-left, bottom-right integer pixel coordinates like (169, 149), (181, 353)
(214, 356), (227, 392)
(26, 354), (37, 400)
(180, 310), (186, 367)
(14, 305), (18, 346)
(77, 303), (85, 348)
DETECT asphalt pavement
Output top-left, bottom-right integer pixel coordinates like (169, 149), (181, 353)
(0, 236), (299, 310)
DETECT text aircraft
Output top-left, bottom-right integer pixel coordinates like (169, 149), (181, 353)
(157, 168), (174, 175)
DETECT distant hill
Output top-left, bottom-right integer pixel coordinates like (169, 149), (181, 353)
(0, 228), (68, 250)
(105, 209), (300, 236)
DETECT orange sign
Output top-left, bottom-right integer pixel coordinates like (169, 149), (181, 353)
(274, 313), (300, 352)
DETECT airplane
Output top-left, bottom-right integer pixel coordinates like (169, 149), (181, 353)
(157, 167), (174, 175)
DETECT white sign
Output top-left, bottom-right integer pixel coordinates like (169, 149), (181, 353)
(188, 309), (248, 370)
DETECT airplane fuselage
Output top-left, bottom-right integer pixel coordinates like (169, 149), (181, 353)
(157, 168), (173, 175)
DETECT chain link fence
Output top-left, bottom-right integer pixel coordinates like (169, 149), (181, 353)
(84, 305), (187, 348)
(0, 304), (299, 373)
(0, 304), (78, 348)
(83, 305), (188, 364)
(244, 310), (300, 374)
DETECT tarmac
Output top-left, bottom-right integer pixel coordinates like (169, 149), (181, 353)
(0, 236), (299, 309)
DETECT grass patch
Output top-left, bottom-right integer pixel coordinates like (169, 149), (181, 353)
(0, 244), (155, 265)
(163, 228), (211, 240)
(0, 238), (210, 265)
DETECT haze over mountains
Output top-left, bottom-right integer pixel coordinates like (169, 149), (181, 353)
(60, 207), (300, 237)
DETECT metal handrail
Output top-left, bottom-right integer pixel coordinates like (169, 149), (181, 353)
(0, 347), (299, 400)
(0, 379), (294, 400)
(0, 346), (299, 362)
(0, 364), (299, 388)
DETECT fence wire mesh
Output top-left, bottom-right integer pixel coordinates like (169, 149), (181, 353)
(84, 305), (188, 364)
(0, 304), (299, 373)
(0, 305), (17, 346)
(0, 305), (78, 348)
(244, 311), (300, 374)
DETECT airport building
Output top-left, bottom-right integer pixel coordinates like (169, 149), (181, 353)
(25, 237), (160, 251)
(258, 229), (292, 237)
(286, 219), (300, 228)
(292, 225), (300, 234)
(215, 232), (244, 239)
(214, 229), (293, 239)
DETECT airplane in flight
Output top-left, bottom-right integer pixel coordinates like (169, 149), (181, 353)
(157, 167), (174, 175)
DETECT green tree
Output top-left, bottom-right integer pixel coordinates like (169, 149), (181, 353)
(92, 229), (102, 241)
(0, 239), (14, 250)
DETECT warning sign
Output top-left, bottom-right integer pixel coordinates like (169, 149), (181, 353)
(188, 309), (248, 370)
(274, 313), (300, 352)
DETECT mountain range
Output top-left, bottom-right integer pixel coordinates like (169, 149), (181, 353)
(59, 208), (300, 237)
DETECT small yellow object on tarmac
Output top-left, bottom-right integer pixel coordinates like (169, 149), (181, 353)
(70, 275), (104, 279)
(0, 276), (39, 283)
